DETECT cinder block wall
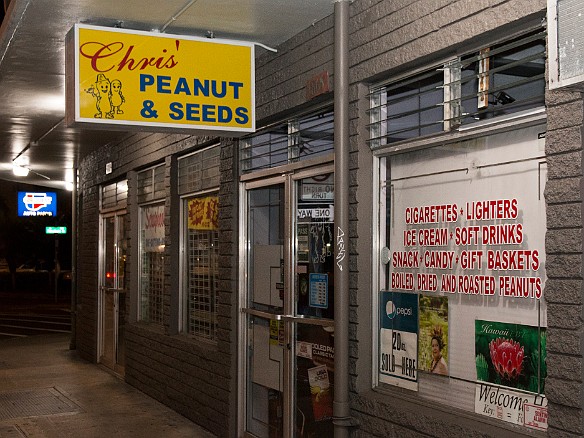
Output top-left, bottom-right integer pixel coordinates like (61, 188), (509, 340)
(345, 0), (582, 436)
(254, 16), (334, 119)
(544, 88), (584, 436)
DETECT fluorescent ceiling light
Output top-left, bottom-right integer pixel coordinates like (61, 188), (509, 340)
(37, 93), (65, 112)
(12, 164), (29, 176)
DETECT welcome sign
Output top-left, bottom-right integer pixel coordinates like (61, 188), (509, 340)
(66, 24), (255, 134)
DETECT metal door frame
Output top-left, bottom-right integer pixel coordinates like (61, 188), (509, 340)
(98, 209), (126, 371)
(238, 162), (334, 437)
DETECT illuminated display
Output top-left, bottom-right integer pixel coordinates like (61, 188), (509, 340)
(18, 192), (57, 217)
(66, 24), (255, 135)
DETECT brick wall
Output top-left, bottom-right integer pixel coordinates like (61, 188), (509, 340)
(77, 133), (233, 437)
(349, 0), (546, 82)
(217, 138), (239, 437)
(76, 184), (99, 362)
(255, 14), (334, 120)
(124, 324), (231, 435)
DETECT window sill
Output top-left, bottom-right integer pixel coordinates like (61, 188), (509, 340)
(371, 107), (546, 156)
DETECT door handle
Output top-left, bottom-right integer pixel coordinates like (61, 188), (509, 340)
(241, 308), (333, 327)
(241, 307), (284, 320)
(101, 287), (125, 294)
(279, 314), (334, 327)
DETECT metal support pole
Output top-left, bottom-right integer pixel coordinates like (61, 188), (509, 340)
(333, 1), (352, 437)
(69, 167), (77, 350)
(54, 237), (59, 303)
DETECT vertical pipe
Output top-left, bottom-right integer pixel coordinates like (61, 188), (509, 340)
(284, 174), (294, 437)
(333, 1), (351, 437)
(69, 167), (78, 350)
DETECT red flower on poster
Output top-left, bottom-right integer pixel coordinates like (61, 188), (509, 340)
(489, 338), (525, 380)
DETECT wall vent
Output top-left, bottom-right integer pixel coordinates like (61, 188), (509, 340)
(548, 0), (584, 90)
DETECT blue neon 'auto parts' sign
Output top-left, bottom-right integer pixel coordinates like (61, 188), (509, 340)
(18, 192), (57, 217)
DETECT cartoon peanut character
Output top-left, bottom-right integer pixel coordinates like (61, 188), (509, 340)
(110, 79), (125, 115)
(85, 74), (113, 119)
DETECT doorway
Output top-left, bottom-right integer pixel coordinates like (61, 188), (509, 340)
(241, 165), (335, 437)
(99, 211), (128, 375)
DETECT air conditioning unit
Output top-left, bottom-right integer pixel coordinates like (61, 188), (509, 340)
(547, 0), (584, 90)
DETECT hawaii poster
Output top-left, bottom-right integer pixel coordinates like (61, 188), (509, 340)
(475, 320), (546, 393)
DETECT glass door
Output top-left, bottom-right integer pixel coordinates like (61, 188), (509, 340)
(293, 171), (335, 438)
(242, 167), (334, 438)
(99, 211), (128, 375)
(244, 180), (286, 438)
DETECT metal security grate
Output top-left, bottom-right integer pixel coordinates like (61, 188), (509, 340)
(137, 164), (165, 204)
(178, 145), (220, 195)
(186, 226), (218, 340)
(0, 387), (80, 420)
(455, 30), (546, 125)
(369, 29), (546, 148)
(180, 146), (221, 341)
(140, 250), (164, 325)
(369, 69), (444, 145)
(101, 180), (128, 210)
(240, 109), (334, 174)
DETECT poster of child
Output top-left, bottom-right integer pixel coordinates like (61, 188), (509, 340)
(418, 295), (449, 375)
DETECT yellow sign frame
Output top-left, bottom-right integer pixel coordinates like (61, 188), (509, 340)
(66, 24), (255, 135)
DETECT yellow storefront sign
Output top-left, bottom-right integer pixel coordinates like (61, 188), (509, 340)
(66, 24), (255, 134)
(188, 196), (218, 230)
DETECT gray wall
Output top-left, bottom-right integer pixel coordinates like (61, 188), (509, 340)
(344, 0), (583, 436)
(77, 132), (236, 437)
(544, 88), (584, 436)
(76, 0), (584, 436)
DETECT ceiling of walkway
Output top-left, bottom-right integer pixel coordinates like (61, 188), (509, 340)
(0, 0), (335, 189)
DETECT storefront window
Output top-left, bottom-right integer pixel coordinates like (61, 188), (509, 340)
(101, 179), (127, 210)
(372, 29), (548, 432)
(137, 164), (165, 203)
(183, 194), (219, 340)
(376, 125), (547, 430)
(369, 29), (545, 150)
(139, 203), (165, 325)
(458, 33), (545, 124)
(240, 109), (334, 173)
(178, 145), (220, 341)
(137, 164), (166, 326)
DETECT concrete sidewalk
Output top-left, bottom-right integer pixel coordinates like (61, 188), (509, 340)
(0, 333), (216, 437)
